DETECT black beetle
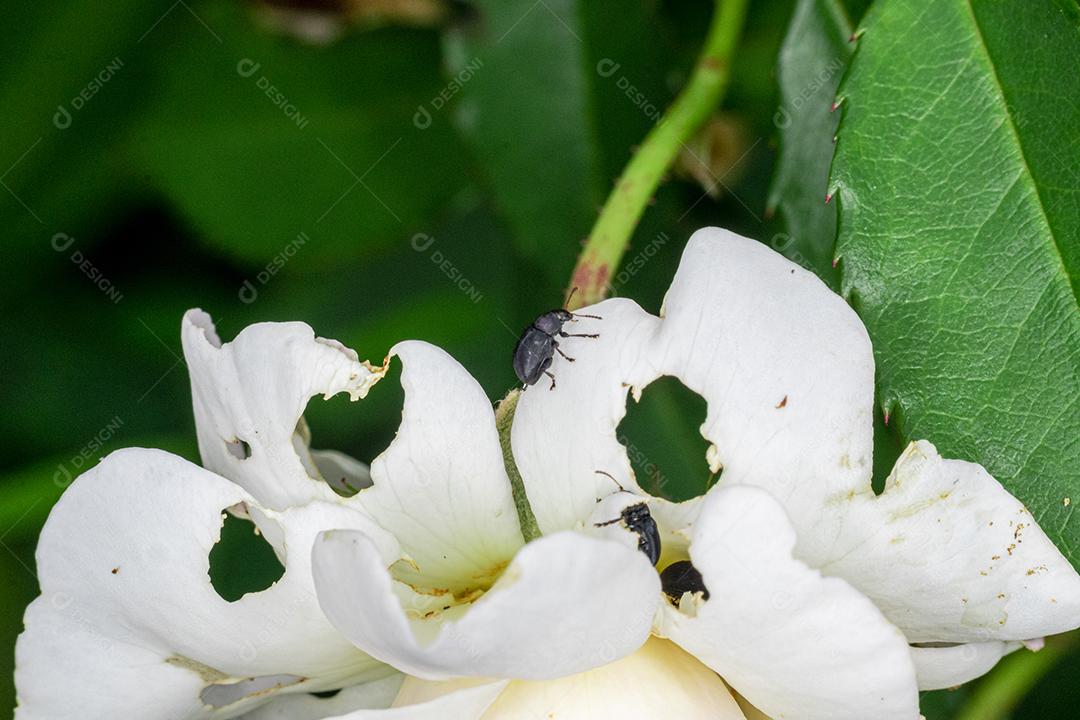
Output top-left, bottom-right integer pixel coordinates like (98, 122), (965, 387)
(593, 471), (662, 566)
(513, 289), (601, 390)
(660, 560), (709, 603)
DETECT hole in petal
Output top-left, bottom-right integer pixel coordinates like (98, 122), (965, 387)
(297, 363), (404, 497)
(209, 510), (285, 602)
(201, 674), (304, 708)
(311, 688), (343, 699)
(225, 437), (252, 460)
(871, 401), (904, 495)
(617, 376), (711, 502)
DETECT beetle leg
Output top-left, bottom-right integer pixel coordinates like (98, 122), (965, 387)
(556, 346), (576, 362)
(545, 371), (557, 390)
(559, 331), (599, 339)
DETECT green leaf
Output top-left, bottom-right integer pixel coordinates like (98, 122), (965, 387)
(0, 1), (164, 292)
(767, 0), (852, 287)
(830, 0), (1080, 566)
(130, 1), (469, 269)
(447, 0), (604, 279)
(0, 544), (38, 716)
(575, 0), (670, 183)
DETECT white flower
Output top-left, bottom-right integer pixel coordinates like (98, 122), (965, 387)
(15, 227), (1080, 720)
(15, 316), (655, 718)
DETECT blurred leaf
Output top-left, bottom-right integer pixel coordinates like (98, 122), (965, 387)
(919, 686), (973, 720)
(1014, 633), (1080, 718)
(0, 2), (164, 293)
(447, 0), (604, 278)
(831, 0), (1080, 566)
(0, 545), (38, 715)
(957, 631), (1079, 720)
(576, 0), (670, 183)
(839, 0), (874, 24)
(129, 1), (470, 269)
(767, 0), (851, 287)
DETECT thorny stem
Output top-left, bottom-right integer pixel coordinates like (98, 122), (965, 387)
(495, 389), (542, 542)
(953, 630), (1078, 720)
(566, 0), (749, 310)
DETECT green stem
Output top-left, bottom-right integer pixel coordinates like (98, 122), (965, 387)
(953, 631), (1078, 720)
(495, 389), (542, 542)
(567, 0), (749, 309)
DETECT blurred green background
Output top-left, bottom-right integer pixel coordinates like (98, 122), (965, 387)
(0, 1), (1075, 718)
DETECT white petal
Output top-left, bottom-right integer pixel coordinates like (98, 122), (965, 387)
(647, 228), (878, 562)
(247, 677), (509, 720)
(354, 341), (523, 596)
(656, 485), (919, 720)
(310, 448), (373, 495)
(511, 230), (1080, 650)
(816, 440), (1080, 643)
(511, 229), (875, 565)
(182, 309), (386, 510)
(238, 675), (404, 719)
(394, 637), (745, 719)
(910, 641), (1021, 691)
(373, 681), (510, 719)
(16, 449), (387, 720)
(313, 529), (659, 681)
(509, 297), (698, 557)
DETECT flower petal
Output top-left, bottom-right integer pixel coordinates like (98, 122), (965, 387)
(910, 641), (1021, 691)
(238, 675), (404, 719)
(815, 441), (1080, 643)
(16, 449), (387, 720)
(649, 228), (876, 534)
(244, 676), (508, 720)
(312, 529), (659, 681)
(509, 297), (699, 562)
(655, 485), (919, 720)
(354, 341), (523, 595)
(363, 681), (510, 719)
(512, 229), (875, 565)
(182, 309), (386, 510)
(394, 637), (745, 719)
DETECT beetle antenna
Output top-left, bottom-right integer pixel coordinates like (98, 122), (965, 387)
(571, 312), (602, 320)
(594, 469), (626, 492)
(563, 286), (578, 309)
